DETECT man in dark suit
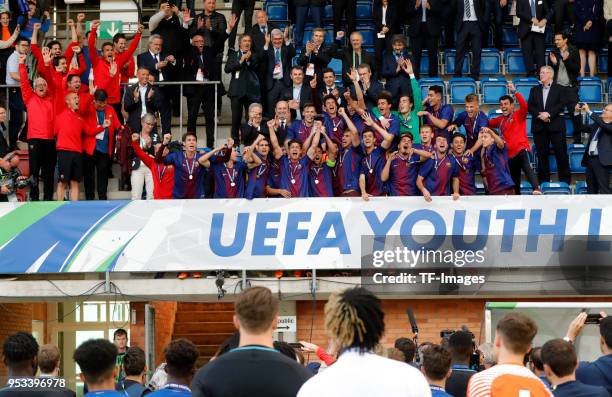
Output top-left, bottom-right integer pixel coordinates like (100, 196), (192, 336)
(240, 103), (270, 146)
(454, 0), (485, 79)
(381, 35), (413, 105)
(225, 34), (261, 144)
(528, 66), (571, 184)
(263, 28), (295, 117)
(136, 34), (177, 134)
(319, 68), (346, 108)
(373, 0), (397, 73)
(349, 64), (384, 110)
(333, 0), (356, 36)
(281, 66), (313, 121)
(249, 10), (279, 54)
(331, 30), (376, 87)
(123, 67), (161, 134)
(579, 103), (612, 194)
(297, 27), (331, 87)
(407, 0), (442, 78)
(182, 31), (226, 148)
(516, 0), (551, 76)
(227, 0), (256, 50)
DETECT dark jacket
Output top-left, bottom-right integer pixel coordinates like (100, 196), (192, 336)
(406, 0), (443, 37)
(373, 1), (397, 33)
(576, 354), (612, 395)
(151, 13), (189, 59)
(249, 22), (280, 54)
(297, 45), (332, 87)
(182, 30), (228, 95)
(580, 112), (612, 167)
(264, 43), (296, 88)
(123, 83), (161, 133)
(136, 51), (177, 82)
(349, 79), (384, 110)
(191, 11), (228, 54)
(225, 49), (261, 101)
(527, 82), (567, 134)
(331, 41), (377, 86)
(516, 0), (553, 39)
(281, 83), (314, 120)
(551, 45), (581, 87)
(241, 122), (271, 146)
(454, 0), (486, 31)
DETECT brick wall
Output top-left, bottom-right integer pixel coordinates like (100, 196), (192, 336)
(130, 301), (177, 367)
(0, 303), (34, 379)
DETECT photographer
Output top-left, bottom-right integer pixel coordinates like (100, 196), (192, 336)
(0, 152), (29, 202)
(564, 312), (612, 393)
(446, 330), (478, 397)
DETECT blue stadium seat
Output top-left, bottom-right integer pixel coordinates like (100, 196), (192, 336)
(512, 77), (539, 100)
(599, 50), (608, 74)
(505, 49), (526, 74)
(541, 182), (571, 195)
(357, 24), (375, 46)
(325, 28), (334, 44)
(329, 58), (342, 76)
(448, 77), (476, 104)
(502, 25), (519, 46)
(444, 49), (470, 75)
(488, 109), (503, 119)
(418, 50), (430, 75)
(476, 182), (486, 195)
(356, 1), (372, 19)
(266, 3), (288, 21)
(532, 144), (557, 173)
(481, 48), (501, 75)
(302, 28), (313, 43)
(578, 77), (604, 103)
(526, 114), (532, 138)
(324, 4), (334, 20)
(481, 77), (507, 104)
(419, 77), (446, 103)
(575, 181), (588, 194)
(564, 114), (574, 138)
(568, 144), (586, 173)
(520, 181), (534, 194)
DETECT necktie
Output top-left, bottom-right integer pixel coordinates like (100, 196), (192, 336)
(281, 121), (286, 130)
(354, 52), (360, 68)
(328, 87), (332, 94)
(530, 0), (536, 17)
(465, 0), (472, 19)
(275, 48), (280, 63)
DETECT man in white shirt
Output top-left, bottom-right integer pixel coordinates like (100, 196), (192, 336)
(6, 37), (30, 150)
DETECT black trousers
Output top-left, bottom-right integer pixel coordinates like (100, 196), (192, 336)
(533, 128), (571, 184)
(333, 0), (357, 35)
(159, 85), (176, 134)
(411, 24), (439, 78)
(586, 156), (611, 194)
(521, 32), (545, 75)
(607, 20), (612, 78)
(509, 149), (540, 194)
(28, 138), (56, 201)
(455, 21), (482, 76)
(266, 79), (287, 118)
(552, 0), (575, 33)
(187, 87), (216, 148)
(375, 35), (394, 73)
(230, 96), (253, 144)
(83, 150), (111, 200)
(561, 85), (581, 143)
(441, 7), (456, 48)
(228, 0), (256, 49)
(8, 88), (25, 150)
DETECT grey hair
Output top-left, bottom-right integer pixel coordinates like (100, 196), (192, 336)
(148, 34), (163, 45)
(248, 103), (263, 114)
(478, 342), (497, 366)
(270, 28), (283, 38)
(141, 113), (157, 125)
(540, 65), (555, 78)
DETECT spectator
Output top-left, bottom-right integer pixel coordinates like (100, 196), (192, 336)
(445, 330), (478, 397)
(565, 312), (612, 393)
(297, 28), (331, 86)
(528, 65), (571, 185)
(240, 103), (269, 146)
(149, 2), (189, 63)
(18, 50), (54, 201)
(350, 65), (383, 110)
(394, 337), (417, 366)
(489, 83), (541, 194)
(447, 93), (489, 152)
(225, 34), (260, 145)
(115, 347), (150, 397)
(249, 10), (278, 54)
(407, 0), (442, 78)
(130, 114), (159, 200)
(549, 32), (581, 143)
(381, 36), (412, 105)
(15, 0), (49, 40)
(131, 131), (174, 200)
(37, 344), (76, 397)
(332, 31), (376, 87)
(227, 0), (255, 51)
(479, 127), (516, 195)
(6, 37), (30, 151)
(528, 346), (553, 390)
(282, 66), (313, 121)
(450, 133), (479, 196)
(113, 329), (129, 384)
(477, 342), (497, 369)
(124, 68), (161, 134)
(263, 28), (295, 118)
(0, 106), (8, 157)
(483, 0), (505, 50)
(454, 0), (485, 79)
(573, 0), (602, 77)
(467, 313), (552, 397)
(0, 12), (20, 85)
(373, 0), (397, 73)
(298, 287), (430, 396)
(73, 339), (122, 397)
(192, 287), (312, 396)
(294, 0), (324, 48)
(422, 345), (454, 397)
(541, 338), (608, 397)
(517, 0), (551, 76)
(83, 89), (120, 201)
(578, 103), (612, 194)
(148, 339), (198, 397)
(419, 85), (453, 138)
(273, 100), (292, 144)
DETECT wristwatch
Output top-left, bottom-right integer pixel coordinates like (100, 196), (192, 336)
(563, 336), (573, 344)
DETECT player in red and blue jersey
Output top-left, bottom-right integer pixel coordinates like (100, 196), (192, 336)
(479, 127), (515, 195)
(322, 94), (346, 145)
(447, 93), (488, 152)
(414, 124), (436, 154)
(286, 103), (316, 145)
(155, 132), (209, 199)
(200, 137), (262, 199)
(417, 134), (461, 202)
(381, 133), (432, 196)
(372, 91), (400, 146)
(418, 85), (454, 137)
(246, 136), (272, 199)
(269, 117), (317, 198)
(335, 107), (363, 197)
(359, 112), (395, 200)
(308, 126), (337, 197)
(450, 133), (479, 196)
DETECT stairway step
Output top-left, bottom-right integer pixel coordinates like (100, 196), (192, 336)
(173, 332), (234, 345)
(175, 310), (235, 323)
(174, 322), (235, 333)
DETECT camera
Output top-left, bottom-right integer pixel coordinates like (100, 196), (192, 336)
(440, 328), (482, 371)
(0, 167), (32, 202)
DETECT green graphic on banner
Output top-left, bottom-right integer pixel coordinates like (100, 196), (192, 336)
(86, 21), (123, 39)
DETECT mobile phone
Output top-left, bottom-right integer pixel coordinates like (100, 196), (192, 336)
(585, 313), (603, 324)
(288, 342), (303, 349)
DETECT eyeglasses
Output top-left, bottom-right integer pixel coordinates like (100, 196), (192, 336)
(144, 121), (156, 126)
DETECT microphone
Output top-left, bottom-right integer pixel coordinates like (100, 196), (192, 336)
(406, 308), (418, 335)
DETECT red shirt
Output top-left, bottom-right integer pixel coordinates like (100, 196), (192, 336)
(488, 92), (530, 159)
(55, 108), (103, 153)
(19, 64), (55, 140)
(89, 27), (141, 104)
(82, 104), (121, 156)
(120, 56), (135, 84)
(132, 141), (174, 199)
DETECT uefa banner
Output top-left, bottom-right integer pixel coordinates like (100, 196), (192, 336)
(1, 197), (612, 283)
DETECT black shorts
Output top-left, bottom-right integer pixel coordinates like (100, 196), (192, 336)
(57, 150), (83, 182)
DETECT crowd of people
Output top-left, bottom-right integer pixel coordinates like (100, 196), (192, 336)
(0, 286), (611, 397)
(0, 0), (610, 202)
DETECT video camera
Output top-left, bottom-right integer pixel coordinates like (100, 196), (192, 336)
(440, 327), (482, 371)
(0, 158), (31, 202)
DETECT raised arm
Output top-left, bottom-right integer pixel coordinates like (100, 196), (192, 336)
(0, 25), (19, 49)
(339, 107), (360, 147)
(198, 145), (225, 168)
(380, 152), (395, 182)
(117, 25), (144, 67)
(363, 112), (394, 149)
(18, 58), (33, 102)
(88, 22), (101, 67)
(305, 125), (321, 160)
(321, 129), (338, 161)
(244, 134), (264, 169)
(267, 119), (284, 160)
